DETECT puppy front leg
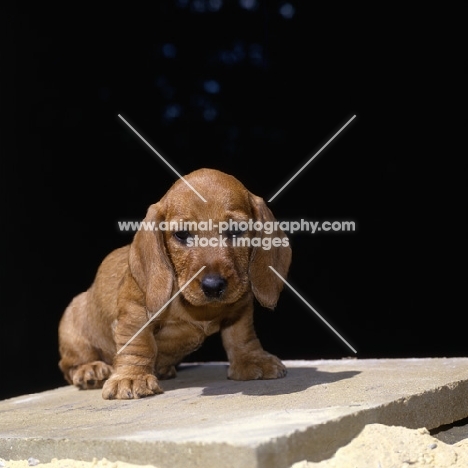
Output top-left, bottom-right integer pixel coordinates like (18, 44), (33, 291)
(221, 305), (287, 380)
(102, 309), (163, 400)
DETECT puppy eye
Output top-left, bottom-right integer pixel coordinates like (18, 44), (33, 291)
(226, 229), (245, 239)
(174, 231), (191, 243)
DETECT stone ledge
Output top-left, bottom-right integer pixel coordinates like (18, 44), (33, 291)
(1, 358), (468, 468)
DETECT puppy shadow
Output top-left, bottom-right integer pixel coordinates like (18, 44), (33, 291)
(160, 363), (360, 396)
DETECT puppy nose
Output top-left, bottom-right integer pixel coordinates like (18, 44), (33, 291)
(201, 274), (227, 298)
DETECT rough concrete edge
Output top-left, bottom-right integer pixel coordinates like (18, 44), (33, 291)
(375, 378), (468, 430)
(254, 377), (468, 467)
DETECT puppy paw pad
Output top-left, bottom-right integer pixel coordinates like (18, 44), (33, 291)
(102, 374), (163, 400)
(228, 353), (287, 380)
(71, 361), (113, 389)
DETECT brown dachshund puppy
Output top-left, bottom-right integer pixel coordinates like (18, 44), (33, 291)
(58, 168), (292, 399)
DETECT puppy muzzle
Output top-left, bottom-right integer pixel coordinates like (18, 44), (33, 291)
(201, 274), (227, 299)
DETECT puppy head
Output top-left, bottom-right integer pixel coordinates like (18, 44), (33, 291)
(129, 168), (291, 312)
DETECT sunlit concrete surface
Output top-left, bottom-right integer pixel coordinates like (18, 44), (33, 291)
(1, 359), (468, 468)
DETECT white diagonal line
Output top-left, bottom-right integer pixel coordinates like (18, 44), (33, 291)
(268, 115), (357, 202)
(269, 266), (357, 354)
(118, 114), (207, 203)
(117, 266), (206, 355)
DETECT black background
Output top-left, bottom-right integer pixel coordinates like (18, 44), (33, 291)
(1, 2), (465, 400)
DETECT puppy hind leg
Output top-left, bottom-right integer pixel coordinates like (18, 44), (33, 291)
(58, 292), (113, 389)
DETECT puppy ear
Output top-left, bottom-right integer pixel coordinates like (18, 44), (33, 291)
(248, 193), (292, 309)
(129, 202), (174, 313)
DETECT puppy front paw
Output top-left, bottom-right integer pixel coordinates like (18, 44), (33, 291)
(102, 373), (163, 400)
(228, 352), (287, 380)
(70, 361), (113, 389)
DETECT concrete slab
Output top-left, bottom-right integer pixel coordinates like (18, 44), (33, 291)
(1, 358), (468, 468)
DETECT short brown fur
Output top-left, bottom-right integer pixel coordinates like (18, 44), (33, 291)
(58, 168), (292, 399)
